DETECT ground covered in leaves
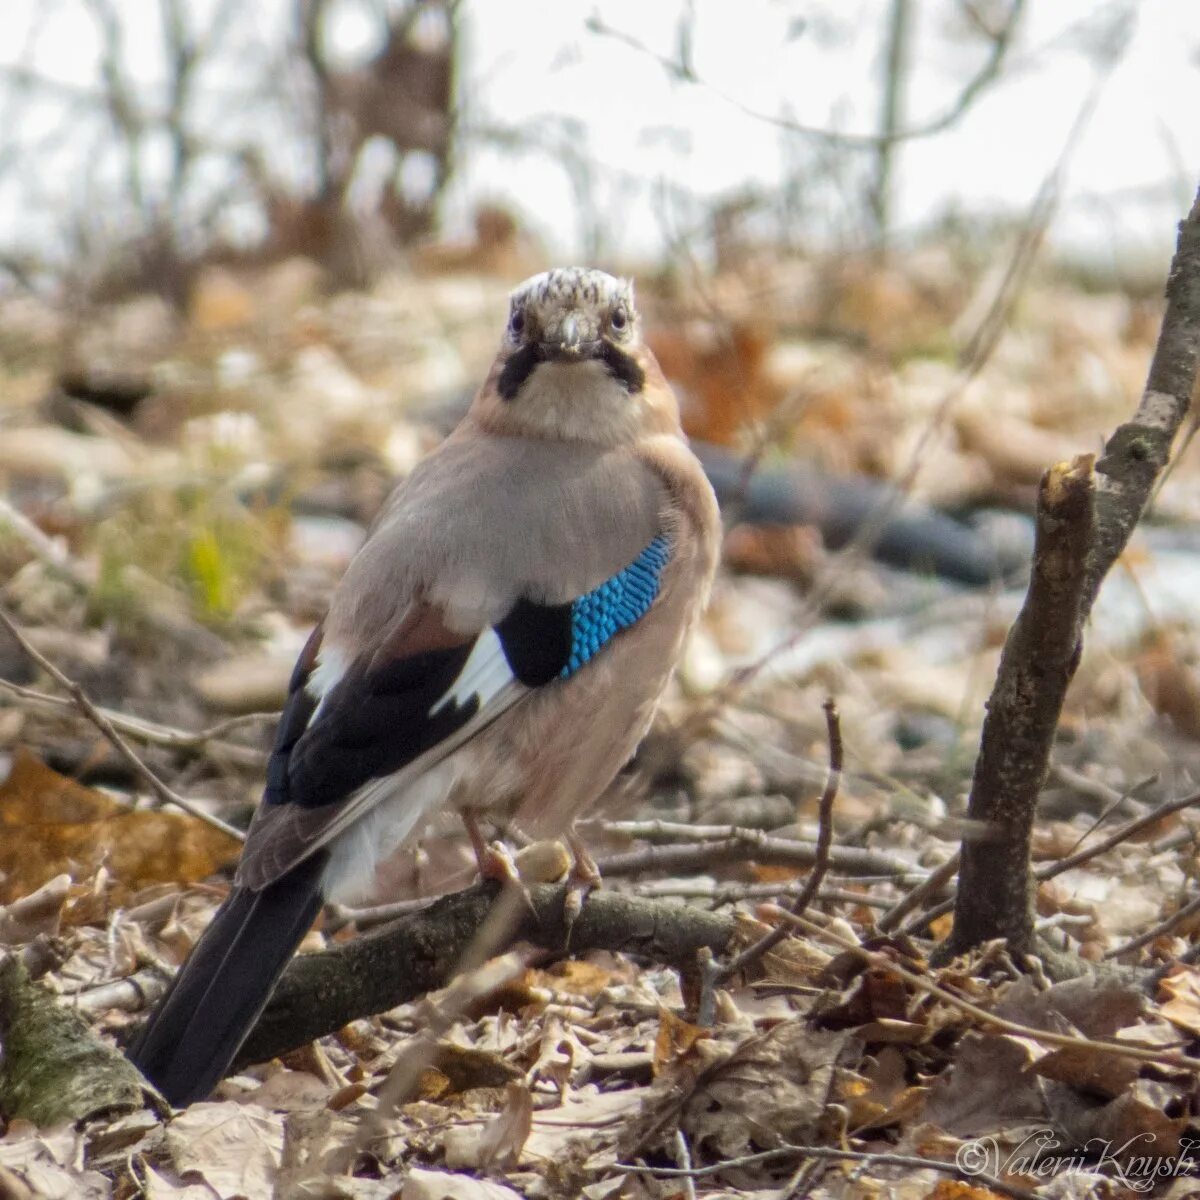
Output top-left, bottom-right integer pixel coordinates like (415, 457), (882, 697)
(3, 241), (1200, 1197)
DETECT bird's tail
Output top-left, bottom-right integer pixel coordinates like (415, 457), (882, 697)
(128, 853), (327, 1106)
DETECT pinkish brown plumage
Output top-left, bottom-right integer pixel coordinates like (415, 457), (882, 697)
(130, 267), (720, 1106)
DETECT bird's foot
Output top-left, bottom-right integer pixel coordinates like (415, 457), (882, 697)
(463, 813), (536, 916)
(563, 829), (602, 934)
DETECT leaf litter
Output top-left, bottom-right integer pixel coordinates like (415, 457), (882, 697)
(2, 247), (1200, 1197)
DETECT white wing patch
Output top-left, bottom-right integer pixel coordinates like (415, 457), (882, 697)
(430, 627), (514, 716)
(305, 645), (350, 725)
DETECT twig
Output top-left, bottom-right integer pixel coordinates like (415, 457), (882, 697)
(595, 831), (914, 882)
(633, 880), (894, 909)
(768, 905), (1198, 1073)
(898, 789), (1200, 937)
(0, 494), (93, 591)
(1039, 789), (1200, 883)
(0, 677), (271, 770)
(876, 853), (959, 934)
(599, 819), (821, 844)
(0, 605), (245, 843)
(707, 700), (842, 1001)
(1105, 892), (1200, 960)
(586, 2), (1025, 153)
(673, 1130), (697, 1200)
(613, 1143), (1039, 1200)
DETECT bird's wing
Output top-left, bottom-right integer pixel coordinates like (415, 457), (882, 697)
(236, 444), (672, 890)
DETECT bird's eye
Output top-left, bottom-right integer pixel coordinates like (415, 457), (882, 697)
(509, 309), (525, 338)
(610, 307), (629, 333)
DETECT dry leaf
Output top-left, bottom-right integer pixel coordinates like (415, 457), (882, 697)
(401, 1169), (525, 1200)
(922, 1033), (1047, 1138)
(0, 750), (239, 908)
(841, 1045), (927, 1132)
(0, 1124), (109, 1200)
(141, 1163), (221, 1199)
(474, 1081), (533, 1170)
(653, 1006), (709, 1076)
(1158, 964), (1200, 1037)
(165, 1102), (284, 1200)
(679, 1024), (850, 1158)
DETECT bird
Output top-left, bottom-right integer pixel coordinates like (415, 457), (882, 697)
(128, 266), (721, 1106)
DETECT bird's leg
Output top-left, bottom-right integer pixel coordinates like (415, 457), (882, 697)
(563, 827), (602, 928)
(462, 811), (523, 887)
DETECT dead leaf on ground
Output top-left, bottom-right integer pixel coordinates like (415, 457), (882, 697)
(995, 974), (1146, 1039)
(165, 1102), (284, 1200)
(454, 1081), (533, 1171)
(0, 749), (239, 909)
(1158, 963), (1200, 1038)
(653, 1006), (710, 1076)
(141, 1163), (221, 1199)
(0, 1123), (110, 1200)
(840, 1044), (928, 1132)
(922, 1033), (1047, 1138)
(679, 1023), (851, 1159)
(402, 1168), (525, 1200)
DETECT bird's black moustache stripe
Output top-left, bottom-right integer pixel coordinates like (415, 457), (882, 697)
(497, 343), (545, 400)
(598, 341), (645, 393)
(497, 339), (645, 401)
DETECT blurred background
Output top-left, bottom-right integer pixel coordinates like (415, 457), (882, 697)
(0, 0), (1194, 285)
(1, 0), (1200, 929)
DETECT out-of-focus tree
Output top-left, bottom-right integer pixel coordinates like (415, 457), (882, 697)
(0, 0), (458, 301)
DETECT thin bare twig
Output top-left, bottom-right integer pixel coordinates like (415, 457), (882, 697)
(770, 905), (1198, 1073)
(0, 605), (245, 843)
(707, 699), (843, 1001)
(614, 1143), (1039, 1200)
(0, 677), (271, 770)
(1106, 892), (1200, 960)
(595, 829), (914, 882)
(587, 1), (1025, 152)
(877, 852), (959, 934)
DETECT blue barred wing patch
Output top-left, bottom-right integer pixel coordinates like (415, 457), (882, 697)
(563, 535), (671, 677)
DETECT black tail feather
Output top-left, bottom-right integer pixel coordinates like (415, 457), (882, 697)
(129, 853), (327, 1106)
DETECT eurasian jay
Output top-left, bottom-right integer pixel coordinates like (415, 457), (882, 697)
(129, 267), (721, 1106)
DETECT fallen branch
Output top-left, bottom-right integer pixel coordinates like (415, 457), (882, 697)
(229, 882), (739, 1070)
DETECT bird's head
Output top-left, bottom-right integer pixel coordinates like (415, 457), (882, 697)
(473, 267), (680, 444)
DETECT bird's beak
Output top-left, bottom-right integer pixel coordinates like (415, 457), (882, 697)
(560, 313), (580, 350)
(541, 311), (601, 361)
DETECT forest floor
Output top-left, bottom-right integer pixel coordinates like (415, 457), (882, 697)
(2, 240), (1200, 1198)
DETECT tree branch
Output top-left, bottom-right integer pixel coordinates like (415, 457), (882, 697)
(229, 883), (738, 1070)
